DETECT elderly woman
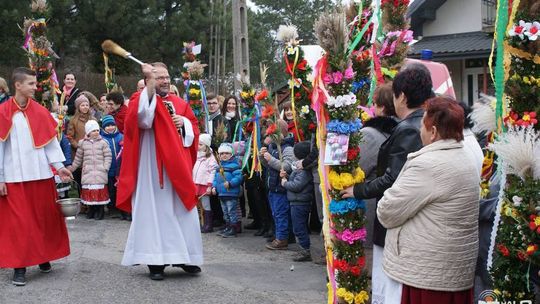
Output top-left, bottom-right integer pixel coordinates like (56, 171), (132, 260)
(377, 97), (480, 304)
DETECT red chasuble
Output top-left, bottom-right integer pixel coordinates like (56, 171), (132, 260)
(116, 92), (199, 213)
(0, 97), (57, 148)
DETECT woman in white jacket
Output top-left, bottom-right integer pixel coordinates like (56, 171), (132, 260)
(377, 96), (480, 304)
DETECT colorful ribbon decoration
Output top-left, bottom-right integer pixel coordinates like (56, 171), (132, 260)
(285, 48), (303, 142)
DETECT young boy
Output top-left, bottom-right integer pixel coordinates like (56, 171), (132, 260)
(260, 119), (295, 250)
(212, 143), (243, 238)
(100, 115), (126, 219)
(280, 141), (313, 261)
(0, 67), (72, 286)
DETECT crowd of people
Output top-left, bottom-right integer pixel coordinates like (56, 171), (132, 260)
(0, 61), (499, 304)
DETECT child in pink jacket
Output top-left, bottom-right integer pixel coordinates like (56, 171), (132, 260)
(192, 133), (217, 232)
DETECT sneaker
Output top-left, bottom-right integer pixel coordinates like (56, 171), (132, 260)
(12, 268), (26, 286)
(265, 239), (288, 250)
(221, 229), (237, 238)
(217, 226), (231, 237)
(38, 262), (52, 273)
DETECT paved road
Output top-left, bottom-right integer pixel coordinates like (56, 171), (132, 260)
(0, 216), (327, 304)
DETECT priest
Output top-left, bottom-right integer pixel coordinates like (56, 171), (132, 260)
(0, 67), (72, 286)
(117, 62), (202, 280)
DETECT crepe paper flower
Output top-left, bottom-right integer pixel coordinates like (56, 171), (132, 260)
(526, 244), (538, 255)
(327, 119), (362, 134)
(323, 73), (333, 85)
(296, 59), (307, 71)
(265, 123), (277, 136)
(517, 251), (528, 261)
(287, 46), (297, 55)
(503, 111), (519, 126)
(516, 111), (537, 127)
(308, 122), (317, 131)
(344, 291), (355, 304)
(347, 146), (360, 161)
(333, 71), (344, 84)
(262, 105), (274, 118)
(355, 291), (369, 304)
(512, 195), (523, 207)
(333, 228), (367, 244)
(524, 21), (539, 40)
(497, 244), (510, 257)
(329, 198), (366, 214)
(508, 20), (531, 39)
(255, 89), (268, 101)
(288, 78), (302, 89)
(336, 288), (347, 298)
(535, 215), (540, 226)
(351, 79), (369, 94)
(344, 66), (355, 79)
(300, 105), (310, 115)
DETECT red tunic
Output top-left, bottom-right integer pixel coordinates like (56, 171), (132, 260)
(0, 97), (57, 148)
(116, 92), (199, 213)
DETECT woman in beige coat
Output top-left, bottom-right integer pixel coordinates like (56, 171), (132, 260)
(70, 120), (112, 220)
(377, 97), (480, 304)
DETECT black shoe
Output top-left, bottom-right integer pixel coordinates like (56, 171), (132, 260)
(254, 228), (267, 236)
(148, 265), (165, 280)
(38, 262), (52, 273)
(12, 268), (26, 286)
(174, 264), (201, 274)
(244, 222), (260, 230)
(94, 206), (105, 220)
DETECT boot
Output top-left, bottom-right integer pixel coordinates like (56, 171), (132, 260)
(94, 205), (105, 220)
(293, 249), (312, 262)
(148, 265), (165, 280)
(12, 268), (26, 286)
(265, 239), (288, 250)
(86, 205), (95, 219)
(38, 262), (52, 273)
(201, 211), (213, 233)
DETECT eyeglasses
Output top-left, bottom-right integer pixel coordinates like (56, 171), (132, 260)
(156, 76), (170, 81)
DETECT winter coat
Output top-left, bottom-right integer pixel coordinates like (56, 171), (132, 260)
(354, 109), (424, 247)
(358, 116), (397, 248)
(283, 168), (313, 205)
(301, 137), (320, 184)
(260, 136), (295, 193)
(59, 133), (72, 166)
(193, 153), (218, 186)
(72, 136), (112, 185)
(66, 112), (96, 151)
(58, 87), (81, 116)
(212, 157), (243, 198)
(100, 129), (123, 177)
(377, 139), (480, 291)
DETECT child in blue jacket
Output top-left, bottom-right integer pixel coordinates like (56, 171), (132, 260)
(212, 143), (243, 238)
(100, 115), (125, 219)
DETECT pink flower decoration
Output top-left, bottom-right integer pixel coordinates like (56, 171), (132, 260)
(344, 67), (355, 79)
(323, 73), (333, 84)
(333, 71), (343, 84)
(331, 228), (367, 245)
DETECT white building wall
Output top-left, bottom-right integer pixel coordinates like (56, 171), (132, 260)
(422, 0), (482, 36)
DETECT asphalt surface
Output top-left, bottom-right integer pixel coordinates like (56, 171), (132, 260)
(0, 215), (327, 304)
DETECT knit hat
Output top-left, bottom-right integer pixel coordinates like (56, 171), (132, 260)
(101, 115), (116, 128)
(85, 120), (100, 136)
(293, 141), (311, 160)
(199, 133), (211, 148)
(218, 143), (234, 154)
(75, 94), (89, 110)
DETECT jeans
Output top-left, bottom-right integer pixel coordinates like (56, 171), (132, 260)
(290, 204), (311, 249)
(268, 192), (289, 240)
(220, 198), (239, 224)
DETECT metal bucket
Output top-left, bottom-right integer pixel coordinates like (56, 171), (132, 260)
(55, 181), (81, 217)
(56, 198), (81, 217)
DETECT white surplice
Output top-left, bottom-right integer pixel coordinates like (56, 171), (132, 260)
(0, 112), (65, 183)
(121, 89), (203, 266)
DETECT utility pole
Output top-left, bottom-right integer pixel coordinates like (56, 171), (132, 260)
(232, 0), (250, 92)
